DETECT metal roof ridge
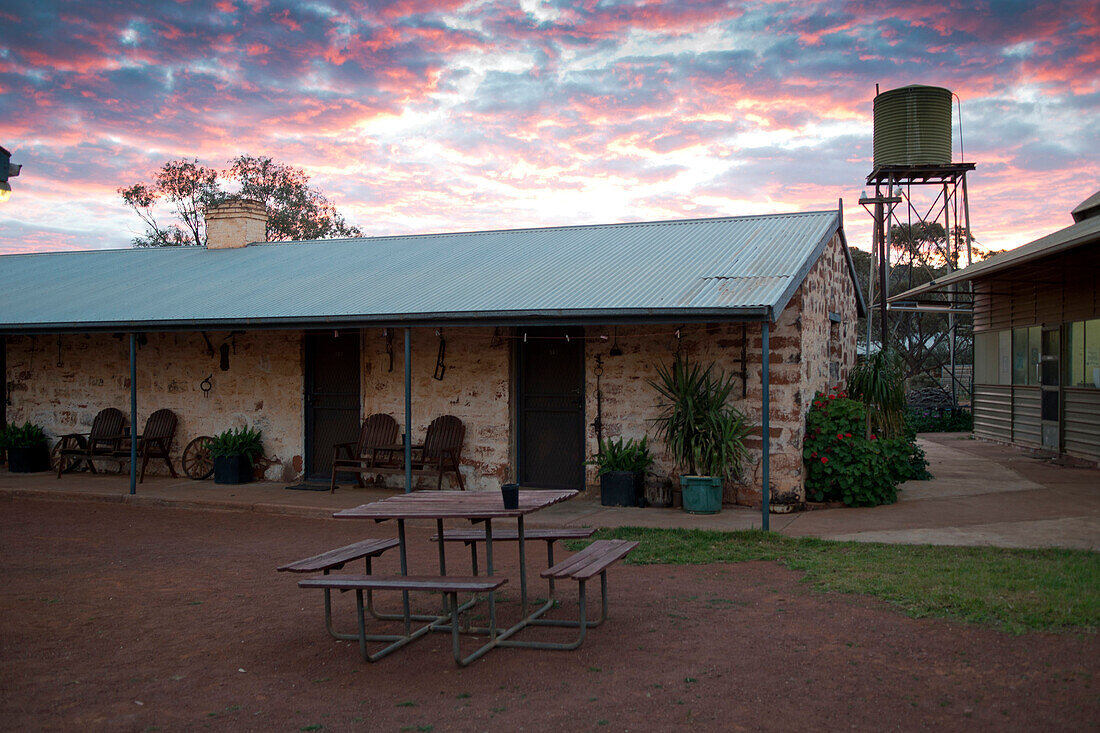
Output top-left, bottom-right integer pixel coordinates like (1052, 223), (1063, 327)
(258, 209), (838, 247)
(0, 209), (838, 258)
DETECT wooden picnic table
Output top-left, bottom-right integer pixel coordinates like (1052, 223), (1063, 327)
(334, 489), (577, 664)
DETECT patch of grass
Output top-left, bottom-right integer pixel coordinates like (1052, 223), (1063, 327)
(396, 701), (416, 708)
(456, 692), (471, 699)
(300, 726), (323, 732)
(569, 528), (1100, 634)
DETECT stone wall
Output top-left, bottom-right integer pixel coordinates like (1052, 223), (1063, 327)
(3, 331), (304, 480)
(3, 235), (857, 498)
(358, 327), (512, 491)
(582, 232), (858, 504)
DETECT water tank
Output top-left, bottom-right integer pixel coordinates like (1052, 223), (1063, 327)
(873, 85), (952, 168)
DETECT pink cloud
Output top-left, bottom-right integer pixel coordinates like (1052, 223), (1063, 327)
(0, 0), (1096, 257)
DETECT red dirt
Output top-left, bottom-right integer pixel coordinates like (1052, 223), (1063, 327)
(1, 497), (1096, 731)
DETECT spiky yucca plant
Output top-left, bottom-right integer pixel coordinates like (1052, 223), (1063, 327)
(847, 349), (907, 438)
(649, 356), (753, 479)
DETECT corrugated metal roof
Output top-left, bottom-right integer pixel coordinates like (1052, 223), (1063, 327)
(1072, 189), (1100, 222)
(0, 210), (845, 333)
(890, 209), (1100, 302)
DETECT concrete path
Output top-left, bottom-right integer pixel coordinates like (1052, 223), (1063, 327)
(2, 433), (1097, 550)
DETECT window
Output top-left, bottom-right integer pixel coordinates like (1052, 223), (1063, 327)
(975, 329), (1012, 385)
(1067, 318), (1100, 388)
(975, 332), (998, 384)
(1012, 327), (1041, 385)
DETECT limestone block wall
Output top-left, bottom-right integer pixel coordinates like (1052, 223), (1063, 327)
(799, 233), (860, 403)
(584, 315), (803, 504)
(359, 328), (511, 492)
(582, 233), (858, 504)
(3, 331), (304, 481)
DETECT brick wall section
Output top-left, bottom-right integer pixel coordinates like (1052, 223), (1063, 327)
(4, 331), (304, 481)
(359, 327), (512, 491)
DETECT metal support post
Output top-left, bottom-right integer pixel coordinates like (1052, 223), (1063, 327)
(404, 328), (412, 494)
(761, 321), (770, 531)
(129, 333), (137, 496)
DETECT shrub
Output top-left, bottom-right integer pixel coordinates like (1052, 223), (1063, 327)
(208, 426), (264, 465)
(649, 356), (753, 479)
(906, 406), (974, 433)
(0, 421), (48, 450)
(847, 349), (906, 437)
(803, 387), (929, 507)
(589, 436), (654, 476)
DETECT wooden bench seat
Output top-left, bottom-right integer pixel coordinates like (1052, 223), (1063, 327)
(277, 537), (400, 574)
(501, 539), (638, 651)
(432, 527), (596, 544)
(298, 574), (505, 594)
(297, 574), (508, 664)
(542, 538), (638, 581)
(431, 527), (597, 592)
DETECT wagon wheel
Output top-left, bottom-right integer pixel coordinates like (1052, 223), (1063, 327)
(51, 435), (86, 474)
(182, 436), (215, 480)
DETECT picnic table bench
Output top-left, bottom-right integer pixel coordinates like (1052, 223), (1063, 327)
(278, 538), (402, 639)
(431, 527), (596, 593)
(277, 537), (400, 574)
(298, 574), (507, 664)
(503, 539), (639, 651)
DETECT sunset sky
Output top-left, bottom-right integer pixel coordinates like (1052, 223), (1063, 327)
(1, 0), (1097, 256)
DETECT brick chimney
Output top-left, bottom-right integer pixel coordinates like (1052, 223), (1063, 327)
(205, 197), (268, 249)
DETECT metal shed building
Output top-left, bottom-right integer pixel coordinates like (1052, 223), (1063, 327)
(891, 191), (1100, 464)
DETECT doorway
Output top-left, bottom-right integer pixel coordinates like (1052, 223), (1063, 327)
(304, 330), (360, 480)
(516, 327), (586, 489)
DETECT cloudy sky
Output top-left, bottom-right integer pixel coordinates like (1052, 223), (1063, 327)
(0, 0), (1096, 255)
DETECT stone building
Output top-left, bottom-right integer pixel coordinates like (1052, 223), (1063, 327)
(1, 200), (864, 505)
(891, 191), (1100, 465)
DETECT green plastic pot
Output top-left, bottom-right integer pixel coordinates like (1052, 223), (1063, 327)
(680, 475), (723, 514)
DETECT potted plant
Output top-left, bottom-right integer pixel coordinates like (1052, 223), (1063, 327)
(2, 421), (51, 473)
(589, 436), (654, 507)
(208, 426), (264, 484)
(650, 356), (753, 514)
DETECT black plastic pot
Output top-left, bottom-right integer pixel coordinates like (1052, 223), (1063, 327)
(500, 482), (519, 509)
(7, 445), (49, 473)
(213, 455), (253, 484)
(600, 470), (645, 507)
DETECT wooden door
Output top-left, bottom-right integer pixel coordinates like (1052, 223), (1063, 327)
(304, 331), (360, 480)
(516, 327), (585, 489)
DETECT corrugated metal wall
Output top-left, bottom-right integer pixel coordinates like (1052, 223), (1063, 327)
(973, 385), (1012, 441)
(971, 241), (1099, 461)
(1065, 389), (1100, 462)
(1011, 387), (1042, 447)
(973, 243), (1100, 333)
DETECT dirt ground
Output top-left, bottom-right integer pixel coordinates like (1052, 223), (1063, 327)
(1, 498), (1097, 732)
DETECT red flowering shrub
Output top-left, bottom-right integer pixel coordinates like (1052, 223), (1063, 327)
(803, 386), (900, 507)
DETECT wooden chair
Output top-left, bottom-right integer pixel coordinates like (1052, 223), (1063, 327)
(112, 408), (179, 483)
(412, 415), (466, 491)
(368, 415), (467, 490)
(55, 407), (126, 477)
(330, 413), (400, 492)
